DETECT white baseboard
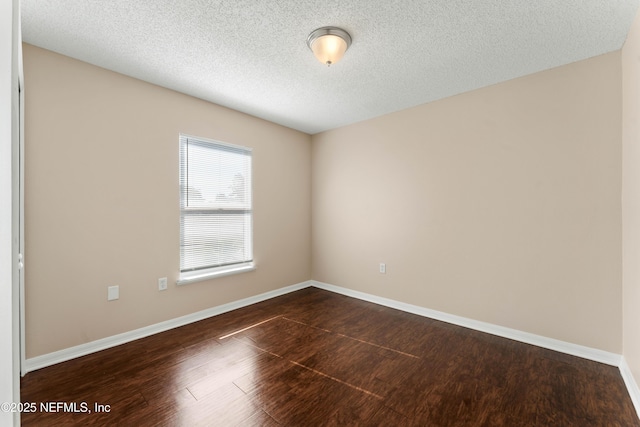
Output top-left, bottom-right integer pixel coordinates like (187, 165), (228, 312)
(26, 279), (624, 372)
(620, 357), (640, 418)
(25, 278), (637, 418)
(311, 280), (622, 367)
(24, 280), (312, 373)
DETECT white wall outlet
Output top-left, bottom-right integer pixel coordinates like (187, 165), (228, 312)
(107, 285), (119, 301)
(158, 277), (168, 291)
(379, 263), (386, 274)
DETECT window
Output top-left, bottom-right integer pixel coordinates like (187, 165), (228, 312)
(178, 134), (253, 284)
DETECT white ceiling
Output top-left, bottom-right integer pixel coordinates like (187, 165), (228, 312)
(21, 0), (640, 135)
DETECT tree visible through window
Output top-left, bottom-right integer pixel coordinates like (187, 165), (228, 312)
(179, 135), (253, 280)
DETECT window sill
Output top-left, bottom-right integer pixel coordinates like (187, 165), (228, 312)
(177, 263), (256, 286)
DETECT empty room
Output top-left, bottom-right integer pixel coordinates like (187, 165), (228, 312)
(5, 0), (640, 425)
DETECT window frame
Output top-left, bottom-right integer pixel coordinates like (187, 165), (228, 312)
(177, 134), (255, 285)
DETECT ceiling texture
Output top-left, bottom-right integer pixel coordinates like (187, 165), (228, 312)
(21, 0), (640, 134)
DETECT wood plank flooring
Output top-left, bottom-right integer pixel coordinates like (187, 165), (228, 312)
(21, 287), (639, 426)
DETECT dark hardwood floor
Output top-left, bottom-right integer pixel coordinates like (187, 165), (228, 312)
(21, 287), (639, 426)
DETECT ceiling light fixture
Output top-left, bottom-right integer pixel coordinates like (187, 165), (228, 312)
(307, 27), (352, 66)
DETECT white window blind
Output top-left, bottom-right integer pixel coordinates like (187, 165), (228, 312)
(179, 135), (253, 278)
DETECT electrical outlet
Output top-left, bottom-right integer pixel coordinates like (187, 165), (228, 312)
(379, 263), (386, 274)
(107, 285), (119, 301)
(158, 277), (168, 291)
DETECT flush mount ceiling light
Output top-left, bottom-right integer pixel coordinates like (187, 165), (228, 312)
(307, 26), (352, 66)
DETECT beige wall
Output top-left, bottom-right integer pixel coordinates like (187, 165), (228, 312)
(24, 40), (627, 360)
(623, 7), (640, 388)
(23, 44), (311, 358)
(312, 52), (623, 353)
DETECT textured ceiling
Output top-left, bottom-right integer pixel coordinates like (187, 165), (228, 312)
(21, 0), (640, 134)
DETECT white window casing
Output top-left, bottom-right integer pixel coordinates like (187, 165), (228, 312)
(178, 134), (253, 284)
